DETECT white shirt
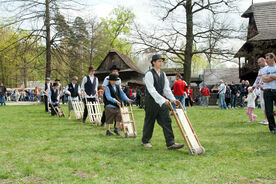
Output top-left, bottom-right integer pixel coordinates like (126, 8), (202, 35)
(253, 66), (265, 88)
(218, 83), (226, 94)
(144, 70), (176, 107)
(81, 75), (98, 98)
(261, 65), (276, 89)
(245, 92), (256, 108)
(65, 83), (81, 101)
(102, 76), (121, 87)
(44, 83), (51, 96)
(254, 88), (261, 96)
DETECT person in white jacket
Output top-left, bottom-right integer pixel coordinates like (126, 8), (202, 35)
(244, 87), (257, 122)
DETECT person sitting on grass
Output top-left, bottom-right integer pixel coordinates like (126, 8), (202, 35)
(48, 83), (60, 116)
(244, 87), (257, 122)
(103, 74), (132, 136)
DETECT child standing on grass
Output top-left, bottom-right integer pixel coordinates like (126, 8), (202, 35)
(103, 74), (132, 136)
(245, 87), (257, 122)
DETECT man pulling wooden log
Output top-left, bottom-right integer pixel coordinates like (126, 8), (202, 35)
(81, 66), (98, 123)
(65, 76), (81, 119)
(142, 54), (184, 150)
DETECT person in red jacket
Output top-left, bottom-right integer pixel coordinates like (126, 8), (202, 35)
(129, 87), (133, 99)
(186, 86), (193, 107)
(200, 84), (210, 107)
(173, 74), (187, 111)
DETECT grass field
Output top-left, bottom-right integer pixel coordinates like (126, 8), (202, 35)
(0, 104), (275, 184)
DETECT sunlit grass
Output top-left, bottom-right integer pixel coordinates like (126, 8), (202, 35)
(0, 104), (275, 183)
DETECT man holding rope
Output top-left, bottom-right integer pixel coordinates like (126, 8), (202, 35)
(142, 54), (184, 150)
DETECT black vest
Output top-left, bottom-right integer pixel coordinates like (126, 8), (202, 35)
(45, 83), (52, 91)
(50, 88), (58, 102)
(84, 76), (97, 96)
(68, 83), (79, 98)
(103, 84), (122, 107)
(145, 69), (165, 98)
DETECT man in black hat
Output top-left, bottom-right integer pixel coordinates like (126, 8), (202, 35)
(102, 65), (122, 89)
(48, 82), (60, 116)
(55, 78), (62, 91)
(101, 65), (122, 126)
(81, 66), (98, 123)
(43, 77), (52, 112)
(142, 54), (184, 150)
(104, 73), (132, 136)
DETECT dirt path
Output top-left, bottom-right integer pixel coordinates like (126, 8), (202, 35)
(6, 102), (40, 106)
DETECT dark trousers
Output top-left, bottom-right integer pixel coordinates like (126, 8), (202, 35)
(225, 97), (231, 108)
(142, 96), (175, 147)
(136, 96), (141, 106)
(50, 103), (58, 116)
(187, 96), (193, 106)
(264, 90), (276, 131)
(231, 94), (237, 108)
(44, 97), (48, 112)
(240, 93), (244, 107)
(101, 110), (106, 123)
(83, 98), (96, 122)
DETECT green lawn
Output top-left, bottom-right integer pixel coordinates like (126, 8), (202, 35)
(0, 104), (275, 184)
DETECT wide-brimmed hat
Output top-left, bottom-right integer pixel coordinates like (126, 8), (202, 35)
(108, 74), (119, 81)
(109, 65), (120, 71)
(88, 66), (96, 71)
(46, 77), (51, 81)
(55, 78), (60, 81)
(151, 54), (165, 63)
(72, 76), (78, 80)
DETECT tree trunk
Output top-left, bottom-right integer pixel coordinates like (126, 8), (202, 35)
(184, 0), (193, 84)
(23, 57), (27, 88)
(80, 46), (83, 77)
(45, 0), (51, 79)
(0, 57), (5, 85)
(89, 37), (93, 66)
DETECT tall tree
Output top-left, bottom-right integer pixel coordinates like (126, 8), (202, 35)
(101, 6), (135, 54)
(134, 0), (241, 84)
(0, 0), (83, 79)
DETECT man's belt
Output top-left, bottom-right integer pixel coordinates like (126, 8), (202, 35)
(264, 89), (276, 92)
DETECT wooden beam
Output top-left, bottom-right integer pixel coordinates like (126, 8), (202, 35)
(239, 57), (241, 79)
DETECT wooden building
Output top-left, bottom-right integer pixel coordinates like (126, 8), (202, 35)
(95, 49), (145, 88)
(203, 68), (240, 86)
(161, 68), (203, 86)
(235, 2), (276, 84)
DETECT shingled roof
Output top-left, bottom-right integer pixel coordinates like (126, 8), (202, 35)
(96, 49), (144, 74)
(242, 1), (276, 41)
(112, 49), (144, 74)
